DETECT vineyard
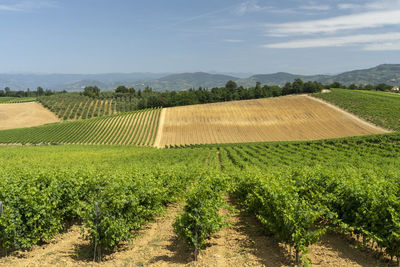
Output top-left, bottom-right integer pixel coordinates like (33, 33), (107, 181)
(0, 97), (36, 104)
(40, 93), (139, 120)
(0, 133), (399, 266)
(314, 89), (400, 131)
(0, 89), (400, 266)
(0, 108), (161, 146)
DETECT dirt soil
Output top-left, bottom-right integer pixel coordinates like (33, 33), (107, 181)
(0, 203), (388, 267)
(0, 102), (60, 130)
(153, 95), (389, 148)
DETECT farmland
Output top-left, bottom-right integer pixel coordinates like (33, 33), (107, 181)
(0, 108), (161, 146)
(314, 89), (400, 131)
(0, 89), (400, 266)
(0, 97), (36, 104)
(0, 102), (60, 130)
(154, 95), (388, 147)
(0, 133), (399, 266)
(40, 94), (136, 120)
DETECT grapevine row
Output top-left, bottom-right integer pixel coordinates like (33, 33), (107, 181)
(0, 108), (162, 146)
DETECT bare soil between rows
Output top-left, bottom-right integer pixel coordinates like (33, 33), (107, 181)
(0, 202), (386, 267)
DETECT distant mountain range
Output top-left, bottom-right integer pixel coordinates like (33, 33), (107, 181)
(1, 64), (399, 92)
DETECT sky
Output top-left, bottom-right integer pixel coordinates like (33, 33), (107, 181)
(1, 0), (400, 75)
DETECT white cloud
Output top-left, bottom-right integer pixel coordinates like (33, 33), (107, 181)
(266, 9), (400, 35)
(224, 39), (244, 43)
(300, 5), (331, 11)
(337, 3), (361, 10)
(235, 0), (264, 15)
(263, 32), (400, 49)
(339, 0), (400, 10)
(364, 42), (400, 50)
(0, 0), (57, 12)
(0, 4), (22, 11)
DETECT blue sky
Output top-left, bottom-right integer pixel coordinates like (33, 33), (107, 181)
(1, 0), (400, 75)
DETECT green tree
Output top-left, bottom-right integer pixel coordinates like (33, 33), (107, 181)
(225, 80), (237, 92)
(37, 87), (44, 96)
(115, 85), (129, 94)
(4, 87), (10, 96)
(348, 84), (358, 90)
(83, 86), (100, 98)
(292, 78), (304, 94)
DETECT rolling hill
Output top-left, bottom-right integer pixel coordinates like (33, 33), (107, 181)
(1, 64), (400, 91)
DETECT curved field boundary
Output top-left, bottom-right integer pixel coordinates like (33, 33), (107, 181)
(308, 96), (392, 133)
(0, 102), (60, 130)
(313, 89), (400, 131)
(154, 95), (390, 148)
(0, 108), (162, 146)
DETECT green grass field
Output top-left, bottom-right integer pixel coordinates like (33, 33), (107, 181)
(313, 89), (400, 131)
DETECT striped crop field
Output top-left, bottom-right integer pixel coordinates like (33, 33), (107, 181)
(153, 95), (390, 147)
(0, 107), (161, 146)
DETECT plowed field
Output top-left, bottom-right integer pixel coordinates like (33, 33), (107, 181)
(154, 95), (389, 147)
(0, 102), (60, 130)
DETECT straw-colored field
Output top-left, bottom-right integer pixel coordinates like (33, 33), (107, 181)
(154, 95), (389, 147)
(0, 102), (60, 130)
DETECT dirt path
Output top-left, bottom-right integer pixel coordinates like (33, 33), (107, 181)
(153, 108), (166, 148)
(0, 102), (60, 130)
(0, 201), (386, 267)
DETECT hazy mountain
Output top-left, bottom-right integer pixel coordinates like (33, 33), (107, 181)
(0, 64), (399, 92)
(64, 79), (109, 92)
(0, 73), (169, 91)
(237, 72), (330, 87)
(320, 64), (400, 85)
(238, 64), (400, 87)
(141, 72), (238, 91)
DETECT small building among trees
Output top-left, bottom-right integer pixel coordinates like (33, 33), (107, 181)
(391, 86), (399, 92)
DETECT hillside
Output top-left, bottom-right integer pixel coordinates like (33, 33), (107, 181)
(145, 72), (238, 91)
(314, 89), (400, 131)
(154, 95), (388, 147)
(238, 64), (400, 87)
(0, 89), (400, 266)
(1, 90), (398, 146)
(237, 72), (330, 87)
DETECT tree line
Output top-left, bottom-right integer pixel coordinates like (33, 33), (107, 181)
(83, 79), (324, 109)
(325, 82), (394, 91)
(0, 87), (56, 98)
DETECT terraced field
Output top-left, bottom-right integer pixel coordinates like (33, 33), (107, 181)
(154, 95), (389, 147)
(0, 108), (161, 146)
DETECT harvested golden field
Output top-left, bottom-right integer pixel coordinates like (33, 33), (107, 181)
(154, 95), (389, 147)
(0, 102), (60, 130)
